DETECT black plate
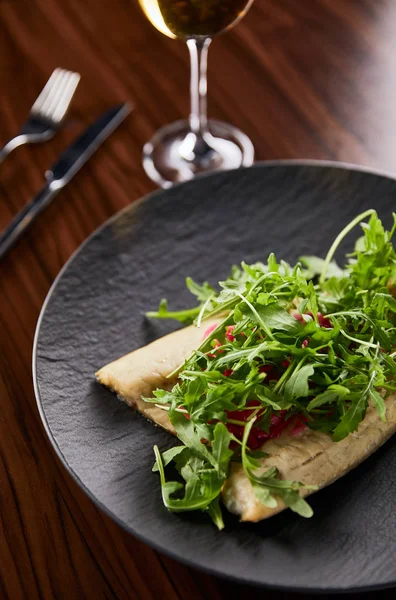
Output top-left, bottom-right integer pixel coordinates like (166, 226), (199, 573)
(34, 162), (396, 593)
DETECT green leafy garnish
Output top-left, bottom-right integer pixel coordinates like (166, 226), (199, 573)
(146, 298), (201, 324)
(147, 211), (396, 528)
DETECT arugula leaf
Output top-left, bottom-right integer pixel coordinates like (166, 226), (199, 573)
(278, 489), (314, 518)
(251, 481), (278, 508)
(163, 468), (223, 511)
(248, 449), (269, 459)
(183, 377), (205, 413)
(170, 412), (234, 479)
(383, 354), (396, 376)
(240, 302), (301, 334)
(144, 385), (183, 405)
(284, 364), (315, 401)
(170, 411), (214, 463)
(152, 445), (187, 472)
(186, 277), (215, 301)
(146, 298), (200, 324)
(153, 446), (226, 529)
(206, 497), (225, 531)
(308, 418), (340, 433)
(307, 386), (349, 410)
(300, 255), (344, 279)
(255, 385), (291, 410)
(332, 387), (370, 442)
(211, 423), (233, 478)
(370, 388), (387, 422)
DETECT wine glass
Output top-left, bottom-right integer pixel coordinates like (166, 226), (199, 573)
(139, 0), (255, 188)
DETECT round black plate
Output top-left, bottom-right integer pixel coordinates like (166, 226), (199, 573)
(34, 162), (396, 593)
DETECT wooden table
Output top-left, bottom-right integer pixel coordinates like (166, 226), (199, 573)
(1, 1), (396, 598)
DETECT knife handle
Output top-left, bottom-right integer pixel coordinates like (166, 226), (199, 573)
(0, 186), (57, 260)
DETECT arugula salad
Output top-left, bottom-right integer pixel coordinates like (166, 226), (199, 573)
(145, 210), (396, 529)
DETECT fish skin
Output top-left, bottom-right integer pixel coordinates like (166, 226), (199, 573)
(96, 324), (396, 522)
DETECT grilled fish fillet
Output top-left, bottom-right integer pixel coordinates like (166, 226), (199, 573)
(96, 319), (218, 435)
(222, 397), (396, 521)
(96, 324), (396, 521)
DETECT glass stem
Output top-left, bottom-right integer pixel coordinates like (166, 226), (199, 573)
(187, 37), (211, 138)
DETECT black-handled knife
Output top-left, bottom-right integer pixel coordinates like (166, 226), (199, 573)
(0, 103), (132, 261)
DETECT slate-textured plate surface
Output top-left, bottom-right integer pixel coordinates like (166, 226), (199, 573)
(34, 162), (396, 592)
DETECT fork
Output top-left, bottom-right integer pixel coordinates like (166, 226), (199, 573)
(0, 68), (81, 164)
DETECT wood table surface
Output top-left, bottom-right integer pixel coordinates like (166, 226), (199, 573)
(1, 1), (396, 598)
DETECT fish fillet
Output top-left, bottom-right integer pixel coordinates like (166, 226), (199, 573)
(96, 319), (218, 435)
(222, 396), (396, 521)
(96, 324), (396, 521)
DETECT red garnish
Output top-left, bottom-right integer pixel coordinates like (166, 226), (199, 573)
(225, 402), (290, 448)
(294, 311), (332, 329)
(294, 312), (305, 323)
(203, 322), (218, 340)
(291, 415), (309, 436)
(317, 312), (332, 328)
(225, 325), (235, 342)
(223, 369), (233, 377)
(213, 339), (224, 353)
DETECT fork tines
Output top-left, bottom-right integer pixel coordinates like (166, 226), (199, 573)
(31, 68), (81, 125)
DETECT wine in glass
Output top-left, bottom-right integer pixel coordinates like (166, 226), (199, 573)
(139, 0), (255, 187)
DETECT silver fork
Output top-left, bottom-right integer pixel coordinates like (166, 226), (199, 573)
(0, 68), (81, 163)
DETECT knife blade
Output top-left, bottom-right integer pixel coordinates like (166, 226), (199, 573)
(0, 103), (132, 260)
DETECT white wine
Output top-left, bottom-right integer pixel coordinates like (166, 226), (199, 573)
(138, 0), (175, 38)
(139, 0), (253, 39)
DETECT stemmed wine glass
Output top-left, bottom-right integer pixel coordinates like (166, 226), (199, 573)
(139, 0), (255, 187)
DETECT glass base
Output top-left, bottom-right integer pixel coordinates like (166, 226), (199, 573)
(142, 119), (254, 188)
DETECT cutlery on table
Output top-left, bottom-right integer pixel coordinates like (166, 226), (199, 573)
(0, 68), (81, 164)
(0, 103), (132, 260)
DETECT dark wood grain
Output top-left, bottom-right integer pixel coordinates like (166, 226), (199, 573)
(1, 0), (396, 598)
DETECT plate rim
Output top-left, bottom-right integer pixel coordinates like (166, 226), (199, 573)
(32, 159), (396, 593)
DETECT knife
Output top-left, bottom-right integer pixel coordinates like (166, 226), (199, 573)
(0, 103), (132, 260)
